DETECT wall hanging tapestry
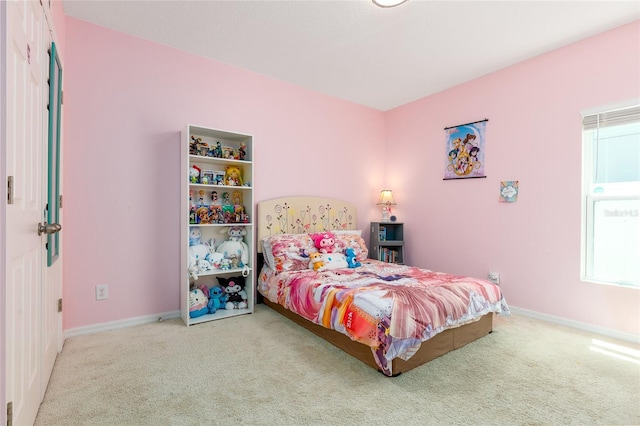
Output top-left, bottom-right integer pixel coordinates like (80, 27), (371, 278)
(444, 119), (488, 180)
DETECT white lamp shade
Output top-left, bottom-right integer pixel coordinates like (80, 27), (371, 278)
(376, 190), (396, 206)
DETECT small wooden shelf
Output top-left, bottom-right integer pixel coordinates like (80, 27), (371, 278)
(369, 222), (404, 264)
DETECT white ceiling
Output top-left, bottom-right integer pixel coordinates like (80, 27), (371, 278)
(63, 0), (640, 111)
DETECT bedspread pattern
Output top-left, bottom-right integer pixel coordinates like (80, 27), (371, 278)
(259, 260), (509, 376)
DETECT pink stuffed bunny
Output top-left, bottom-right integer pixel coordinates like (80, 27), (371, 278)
(311, 231), (336, 254)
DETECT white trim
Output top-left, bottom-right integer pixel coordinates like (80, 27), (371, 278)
(509, 306), (640, 344)
(580, 98), (640, 117)
(63, 311), (181, 339)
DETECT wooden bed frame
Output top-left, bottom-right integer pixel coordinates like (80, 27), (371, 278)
(257, 196), (493, 376)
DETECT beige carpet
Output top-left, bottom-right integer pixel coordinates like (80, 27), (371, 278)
(35, 304), (640, 425)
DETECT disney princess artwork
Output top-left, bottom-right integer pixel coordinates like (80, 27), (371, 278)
(443, 119), (487, 179)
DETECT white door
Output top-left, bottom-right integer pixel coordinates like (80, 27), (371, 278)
(5, 1), (60, 424)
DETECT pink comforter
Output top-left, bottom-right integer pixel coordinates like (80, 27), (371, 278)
(258, 259), (509, 376)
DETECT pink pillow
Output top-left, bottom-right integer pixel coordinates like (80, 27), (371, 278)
(261, 233), (315, 272)
(261, 231), (369, 272)
(333, 233), (368, 262)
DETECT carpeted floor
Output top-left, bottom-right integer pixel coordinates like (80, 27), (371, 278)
(34, 304), (640, 425)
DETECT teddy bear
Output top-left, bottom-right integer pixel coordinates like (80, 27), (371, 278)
(224, 165), (243, 186)
(345, 247), (361, 268)
(216, 226), (249, 267)
(189, 288), (209, 318)
(308, 252), (325, 272)
(310, 231), (336, 253)
(217, 276), (248, 309)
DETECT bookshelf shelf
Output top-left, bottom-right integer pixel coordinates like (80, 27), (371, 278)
(369, 222), (404, 264)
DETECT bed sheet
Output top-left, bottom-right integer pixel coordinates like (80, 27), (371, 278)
(258, 259), (510, 376)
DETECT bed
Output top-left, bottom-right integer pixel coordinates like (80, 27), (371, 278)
(257, 196), (509, 376)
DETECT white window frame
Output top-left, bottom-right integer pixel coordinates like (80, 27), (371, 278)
(581, 101), (640, 288)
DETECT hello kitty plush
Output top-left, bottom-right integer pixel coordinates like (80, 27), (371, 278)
(310, 232), (336, 254)
(189, 288), (209, 318)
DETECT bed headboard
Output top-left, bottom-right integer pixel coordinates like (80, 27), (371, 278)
(257, 197), (358, 252)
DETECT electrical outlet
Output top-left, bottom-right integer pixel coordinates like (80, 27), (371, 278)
(488, 272), (500, 285)
(96, 284), (109, 300)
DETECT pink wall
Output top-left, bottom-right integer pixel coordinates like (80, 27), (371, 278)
(62, 18), (385, 329)
(385, 21), (640, 336)
(63, 16), (639, 337)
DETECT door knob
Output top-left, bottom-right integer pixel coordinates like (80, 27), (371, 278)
(38, 222), (62, 236)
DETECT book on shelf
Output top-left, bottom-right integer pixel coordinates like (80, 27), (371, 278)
(379, 226), (387, 241)
(379, 247), (399, 263)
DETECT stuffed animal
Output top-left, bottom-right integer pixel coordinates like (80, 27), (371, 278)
(224, 165), (243, 186)
(308, 252), (325, 272)
(189, 288), (209, 318)
(197, 258), (213, 274)
(218, 276), (248, 309)
(188, 239), (217, 279)
(189, 165), (201, 183)
(216, 226), (249, 267)
(206, 285), (228, 314)
(320, 252), (349, 270)
(310, 231), (336, 253)
(189, 227), (202, 246)
(345, 247), (361, 268)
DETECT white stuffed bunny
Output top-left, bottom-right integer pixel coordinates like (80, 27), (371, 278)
(189, 238), (216, 279)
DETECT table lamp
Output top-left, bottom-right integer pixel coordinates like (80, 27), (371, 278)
(376, 190), (396, 222)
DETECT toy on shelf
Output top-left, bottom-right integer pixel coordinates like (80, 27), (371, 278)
(189, 288), (209, 318)
(190, 136), (204, 155)
(201, 170), (214, 185)
(188, 237), (219, 279)
(216, 226), (250, 268)
(238, 143), (247, 160)
(189, 227), (202, 246)
(214, 171), (225, 185)
(224, 165), (243, 186)
(211, 141), (223, 158)
(217, 276), (248, 309)
(190, 165), (201, 183)
(222, 146), (234, 159)
(232, 191), (242, 206)
(200, 285), (228, 314)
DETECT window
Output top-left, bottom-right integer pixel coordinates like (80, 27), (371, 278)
(581, 104), (640, 287)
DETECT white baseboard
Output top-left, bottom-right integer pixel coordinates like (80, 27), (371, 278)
(509, 305), (640, 344)
(62, 306), (639, 345)
(63, 310), (182, 339)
